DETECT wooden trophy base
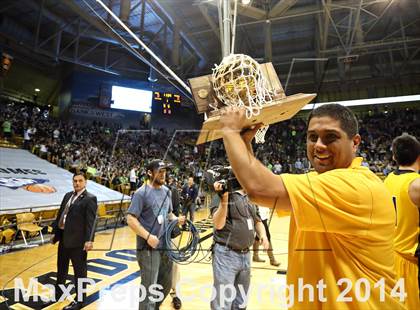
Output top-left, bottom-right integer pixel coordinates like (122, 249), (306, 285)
(196, 93), (316, 145)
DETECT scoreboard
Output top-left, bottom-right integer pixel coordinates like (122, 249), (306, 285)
(153, 91), (181, 115)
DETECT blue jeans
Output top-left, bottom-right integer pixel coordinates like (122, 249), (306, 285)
(136, 249), (173, 310)
(211, 243), (251, 309)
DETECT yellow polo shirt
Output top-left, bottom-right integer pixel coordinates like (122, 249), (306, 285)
(280, 157), (405, 309)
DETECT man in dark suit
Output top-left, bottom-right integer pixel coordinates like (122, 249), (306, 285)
(52, 172), (97, 310)
(181, 176), (198, 223)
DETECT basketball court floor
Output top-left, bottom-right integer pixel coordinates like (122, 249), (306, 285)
(0, 209), (290, 310)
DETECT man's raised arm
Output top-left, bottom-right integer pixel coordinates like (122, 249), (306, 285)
(220, 106), (291, 210)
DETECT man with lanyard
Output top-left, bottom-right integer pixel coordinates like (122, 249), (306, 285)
(219, 103), (405, 308)
(127, 159), (185, 310)
(210, 177), (269, 309)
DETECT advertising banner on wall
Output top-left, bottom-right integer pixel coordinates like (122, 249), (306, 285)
(69, 102), (126, 120)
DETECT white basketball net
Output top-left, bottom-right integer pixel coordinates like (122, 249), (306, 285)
(254, 125), (269, 144)
(211, 54), (273, 144)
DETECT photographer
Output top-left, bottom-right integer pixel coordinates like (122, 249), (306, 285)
(210, 177), (269, 310)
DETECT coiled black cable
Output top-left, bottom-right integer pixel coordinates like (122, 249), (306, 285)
(164, 219), (200, 263)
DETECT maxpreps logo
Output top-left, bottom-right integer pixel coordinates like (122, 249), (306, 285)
(0, 167), (56, 193)
(0, 177), (56, 193)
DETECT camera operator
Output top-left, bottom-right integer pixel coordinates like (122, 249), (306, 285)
(210, 178), (269, 309)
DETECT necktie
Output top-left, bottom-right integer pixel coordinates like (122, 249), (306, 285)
(58, 193), (77, 229)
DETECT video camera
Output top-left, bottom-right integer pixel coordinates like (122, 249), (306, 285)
(203, 165), (242, 193)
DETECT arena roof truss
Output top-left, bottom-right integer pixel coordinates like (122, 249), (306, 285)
(0, 0), (419, 97)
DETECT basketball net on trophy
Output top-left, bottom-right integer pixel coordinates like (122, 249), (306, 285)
(211, 53), (273, 143)
(189, 0), (316, 145)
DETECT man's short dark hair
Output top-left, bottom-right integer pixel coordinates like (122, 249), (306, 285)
(392, 134), (420, 166)
(73, 172), (86, 180)
(307, 104), (359, 138)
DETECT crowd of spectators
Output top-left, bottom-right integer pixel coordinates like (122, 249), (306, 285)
(0, 100), (207, 193)
(1, 100), (419, 197)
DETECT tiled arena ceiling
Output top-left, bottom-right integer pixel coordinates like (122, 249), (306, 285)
(1, 0), (420, 95)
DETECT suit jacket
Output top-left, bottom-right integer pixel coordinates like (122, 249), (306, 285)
(182, 184), (198, 203)
(168, 184), (181, 216)
(53, 190), (98, 248)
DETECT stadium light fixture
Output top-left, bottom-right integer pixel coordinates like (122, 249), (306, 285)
(302, 94), (420, 110)
(34, 88), (40, 92)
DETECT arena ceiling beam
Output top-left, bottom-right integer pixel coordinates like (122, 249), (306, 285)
(189, 7), (321, 36)
(56, 20), (85, 57)
(150, 0), (209, 70)
(61, 0), (169, 77)
(315, 3), (326, 86)
(320, 38), (420, 55)
(364, 0), (396, 36)
(268, 0), (298, 18)
(172, 17), (181, 69)
(281, 63), (420, 93)
(2, 0), (418, 90)
(398, 16), (409, 59)
(2, 29), (120, 76)
(0, 36), (56, 69)
(26, 0), (175, 67)
(345, 0), (363, 55)
(205, 0), (266, 20)
(272, 44), (420, 83)
(26, 0), (139, 49)
(315, 0), (418, 65)
(33, 0), (45, 49)
(398, 47), (420, 75)
(273, 39), (420, 73)
(236, 3), (266, 20)
(320, 0), (330, 51)
(63, 0), (140, 49)
(189, 0), (393, 36)
(197, 4), (220, 40)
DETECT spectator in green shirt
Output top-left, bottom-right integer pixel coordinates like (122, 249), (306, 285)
(2, 119), (12, 140)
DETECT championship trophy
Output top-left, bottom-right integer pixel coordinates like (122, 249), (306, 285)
(189, 54), (316, 145)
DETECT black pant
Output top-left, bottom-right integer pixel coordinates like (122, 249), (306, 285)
(182, 201), (195, 223)
(255, 219), (271, 242)
(56, 241), (88, 303)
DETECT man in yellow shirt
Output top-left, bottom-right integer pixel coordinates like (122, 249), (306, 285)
(220, 103), (405, 309)
(384, 134), (420, 310)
